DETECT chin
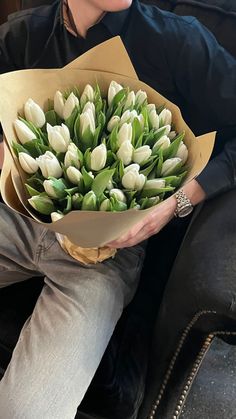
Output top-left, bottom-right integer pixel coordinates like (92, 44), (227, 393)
(99, 0), (133, 12)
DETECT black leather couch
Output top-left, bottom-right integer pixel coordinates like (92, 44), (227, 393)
(1, 1), (236, 418)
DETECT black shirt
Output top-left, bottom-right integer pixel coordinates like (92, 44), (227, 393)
(0, 0), (236, 199)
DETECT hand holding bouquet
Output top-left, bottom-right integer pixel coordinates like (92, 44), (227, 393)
(13, 80), (188, 223)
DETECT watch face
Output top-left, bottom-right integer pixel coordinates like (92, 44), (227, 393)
(178, 205), (193, 218)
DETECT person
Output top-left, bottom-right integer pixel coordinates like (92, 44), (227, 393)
(0, 0), (235, 418)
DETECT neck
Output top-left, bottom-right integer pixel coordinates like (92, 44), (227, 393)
(68, 0), (105, 38)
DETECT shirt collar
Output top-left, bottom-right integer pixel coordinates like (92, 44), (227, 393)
(61, 0), (132, 38)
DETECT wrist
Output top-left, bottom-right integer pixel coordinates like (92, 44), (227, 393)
(181, 179), (206, 206)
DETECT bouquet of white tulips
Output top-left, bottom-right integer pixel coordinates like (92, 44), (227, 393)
(12, 80), (188, 223)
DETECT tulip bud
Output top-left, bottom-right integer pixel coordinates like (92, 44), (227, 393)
(47, 123), (70, 153)
(54, 90), (65, 119)
(43, 178), (67, 199)
(83, 101), (95, 118)
(28, 195), (55, 215)
(14, 120), (37, 144)
(153, 135), (171, 153)
(149, 109), (159, 129)
(24, 98), (46, 128)
(90, 144), (107, 171)
(161, 157), (182, 176)
(122, 170), (146, 190)
(63, 92), (79, 120)
(120, 110), (137, 125)
(81, 191), (97, 211)
(51, 212), (64, 222)
(80, 84), (94, 108)
(123, 91), (135, 111)
(146, 104), (156, 114)
(168, 130), (176, 140)
(108, 81), (123, 106)
(19, 152), (39, 174)
(176, 142), (188, 164)
(66, 166), (83, 184)
(107, 115), (120, 132)
(109, 188), (127, 203)
(100, 198), (112, 211)
(133, 145), (152, 165)
(159, 108), (172, 126)
(116, 140), (133, 166)
(64, 143), (82, 169)
(124, 163), (140, 174)
(36, 151), (62, 178)
(135, 90), (147, 107)
(117, 123), (132, 147)
(80, 109), (96, 136)
(143, 179), (166, 190)
(106, 180), (113, 190)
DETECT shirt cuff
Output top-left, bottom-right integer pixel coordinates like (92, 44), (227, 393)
(196, 155), (235, 200)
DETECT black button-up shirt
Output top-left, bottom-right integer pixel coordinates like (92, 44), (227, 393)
(0, 0), (236, 199)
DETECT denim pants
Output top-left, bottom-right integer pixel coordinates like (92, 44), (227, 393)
(0, 203), (145, 419)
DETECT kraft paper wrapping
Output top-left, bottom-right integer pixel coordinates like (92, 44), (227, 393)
(0, 37), (215, 250)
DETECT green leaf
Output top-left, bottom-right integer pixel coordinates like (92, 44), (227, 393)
(163, 131), (185, 160)
(65, 107), (79, 139)
(92, 168), (115, 197)
(45, 110), (59, 126)
(156, 151), (163, 177)
(25, 184), (41, 197)
(12, 142), (29, 157)
(81, 166), (94, 192)
(140, 186), (175, 198)
(140, 157), (158, 177)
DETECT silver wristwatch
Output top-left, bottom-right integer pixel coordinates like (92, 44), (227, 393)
(174, 189), (193, 218)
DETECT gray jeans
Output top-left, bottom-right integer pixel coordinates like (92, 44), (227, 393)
(0, 203), (145, 419)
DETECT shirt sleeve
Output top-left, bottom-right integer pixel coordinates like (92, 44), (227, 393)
(164, 17), (236, 199)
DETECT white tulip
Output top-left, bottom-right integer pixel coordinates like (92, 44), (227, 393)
(47, 123), (70, 153)
(64, 143), (81, 168)
(149, 109), (159, 129)
(136, 114), (145, 129)
(106, 180), (113, 190)
(176, 142), (188, 164)
(108, 81), (123, 106)
(36, 151), (62, 178)
(143, 179), (166, 190)
(14, 119), (37, 144)
(18, 152), (39, 174)
(51, 212), (64, 222)
(159, 108), (172, 126)
(117, 123), (132, 147)
(63, 92), (79, 120)
(116, 140), (134, 166)
(124, 163), (140, 174)
(168, 130), (176, 140)
(153, 135), (171, 152)
(80, 84), (94, 108)
(90, 144), (107, 171)
(135, 90), (147, 107)
(123, 91), (135, 111)
(83, 101), (95, 118)
(24, 98), (46, 128)
(54, 90), (65, 119)
(66, 166), (83, 184)
(146, 104), (156, 114)
(100, 199), (111, 211)
(133, 145), (152, 164)
(120, 109), (137, 125)
(107, 115), (120, 132)
(43, 179), (59, 198)
(80, 109), (96, 136)
(122, 170), (146, 190)
(161, 157), (182, 176)
(109, 188), (127, 203)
